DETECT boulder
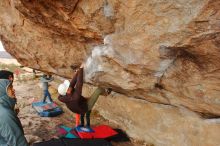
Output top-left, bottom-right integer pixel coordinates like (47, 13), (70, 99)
(0, 0), (220, 145)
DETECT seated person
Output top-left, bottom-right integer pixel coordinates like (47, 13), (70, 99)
(58, 64), (111, 128)
(0, 79), (29, 146)
(0, 70), (14, 82)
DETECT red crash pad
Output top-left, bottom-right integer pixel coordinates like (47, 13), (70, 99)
(76, 125), (118, 139)
(92, 125), (118, 138)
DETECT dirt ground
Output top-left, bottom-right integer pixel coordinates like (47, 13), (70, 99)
(14, 77), (147, 146)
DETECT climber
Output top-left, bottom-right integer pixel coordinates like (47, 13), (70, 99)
(57, 63), (111, 128)
(0, 79), (29, 146)
(40, 73), (54, 103)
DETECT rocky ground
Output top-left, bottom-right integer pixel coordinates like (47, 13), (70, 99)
(14, 77), (147, 146)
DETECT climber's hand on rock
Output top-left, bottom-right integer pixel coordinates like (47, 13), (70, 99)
(80, 63), (85, 68)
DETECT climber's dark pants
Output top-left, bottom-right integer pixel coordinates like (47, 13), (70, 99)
(80, 110), (91, 127)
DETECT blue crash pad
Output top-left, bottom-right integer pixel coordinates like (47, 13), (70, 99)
(32, 101), (63, 117)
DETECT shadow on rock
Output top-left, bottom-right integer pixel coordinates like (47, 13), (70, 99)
(107, 129), (130, 142)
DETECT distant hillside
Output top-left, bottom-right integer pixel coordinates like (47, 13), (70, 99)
(0, 51), (13, 59)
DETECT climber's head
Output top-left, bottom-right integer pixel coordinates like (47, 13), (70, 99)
(58, 80), (70, 96)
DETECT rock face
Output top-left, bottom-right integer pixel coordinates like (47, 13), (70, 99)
(0, 0), (220, 145)
(94, 92), (220, 146)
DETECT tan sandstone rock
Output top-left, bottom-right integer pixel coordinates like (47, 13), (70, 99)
(0, 0), (220, 145)
(94, 91), (220, 146)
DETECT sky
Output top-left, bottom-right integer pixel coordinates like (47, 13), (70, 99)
(0, 41), (5, 51)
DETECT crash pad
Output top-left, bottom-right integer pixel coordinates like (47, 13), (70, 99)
(75, 126), (94, 133)
(92, 125), (118, 138)
(33, 138), (112, 146)
(57, 124), (117, 139)
(63, 138), (112, 146)
(57, 125), (78, 138)
(33, 139), (64, 146)
(32, 101), (63, 117)
(76, 125), (118, 139)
